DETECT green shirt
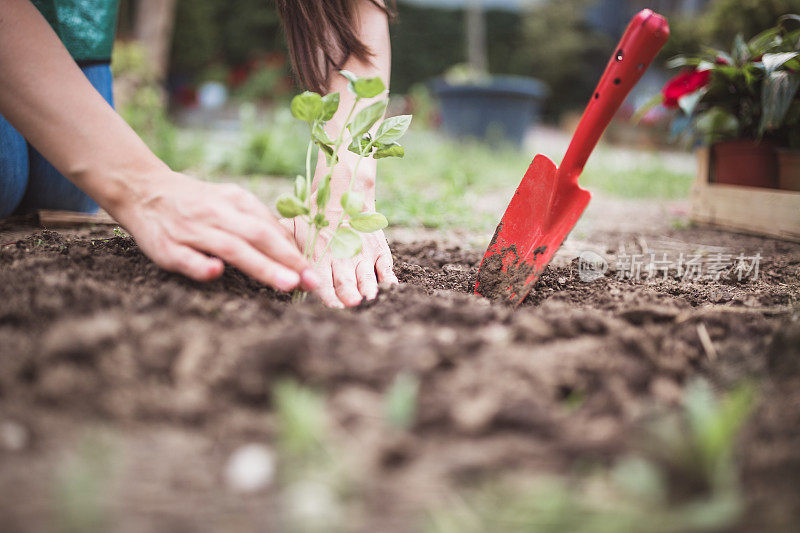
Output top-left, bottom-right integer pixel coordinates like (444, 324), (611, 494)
(32, 0), (119, 63)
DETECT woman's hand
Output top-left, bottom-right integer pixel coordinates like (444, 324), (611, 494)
(286, 208), (397, 308)
(285, 153), (398, 308)
(112, 170), (320, 293)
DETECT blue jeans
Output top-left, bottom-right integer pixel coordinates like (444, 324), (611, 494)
(0, 64), (114, 218)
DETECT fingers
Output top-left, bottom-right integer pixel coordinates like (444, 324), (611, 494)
(157, 242), (225, 282)
(200, 192), (320, 290)
(314, 260), (345, 309)
(191, 229), (304, 292)
(332, 259), (363, 307)
(217, 212), (313, 278)
(356, 260), (379, 300)
(376, 253), (398, 284)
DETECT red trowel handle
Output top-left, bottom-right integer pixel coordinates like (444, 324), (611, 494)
(558, 10), (669, 179)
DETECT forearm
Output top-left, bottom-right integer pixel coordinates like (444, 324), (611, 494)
(316, 0), (392, 203)
(0, 0), (166, 213)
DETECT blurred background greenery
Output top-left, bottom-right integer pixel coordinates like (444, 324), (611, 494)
(110, 0), (798, 235)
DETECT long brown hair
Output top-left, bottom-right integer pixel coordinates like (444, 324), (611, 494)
(276, 0), (396, 93)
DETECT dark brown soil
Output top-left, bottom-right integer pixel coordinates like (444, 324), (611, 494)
(0, 225), (798, 532)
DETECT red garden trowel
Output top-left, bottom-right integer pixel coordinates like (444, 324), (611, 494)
(474, 9), (669, 306)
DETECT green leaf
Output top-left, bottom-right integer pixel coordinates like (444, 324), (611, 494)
(759, 71), (800, 135)
(347, 133), (372, 156)
(340, 190), (365, 217)
(384, 373), (419, 430)
(348, 100), (388, 138)
(290, 91), (323, 123)
(273, 380), (327, 457)
(313, 213), (329, 228)
(316, 175), (331, 211)
(339, 70), (358, 84)
(762, 52), (799, 75)
(374, 115), (412, 144)
(666, 55), (701, 69)
(695, 107), (740, 143)
(731, 33), (750, 66)
(696, 60), (714, 72)
(276, 193), (309, 218)
(352, 77), (386, 99)
(316, 141), (335, 164)
(294, 175), (307, 201)
(748, 28), (779, 53)
(322, 147), (338, 167)
(349, 212), (388, 232)
(312, 122), (333, 145)
(373, 143), (404, 159)
(678, 88), (707, 116)
(321, 92), (340, 121)
(330, 227), (362, 259)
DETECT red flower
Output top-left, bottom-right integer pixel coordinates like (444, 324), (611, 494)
(662, 68), (711, 109)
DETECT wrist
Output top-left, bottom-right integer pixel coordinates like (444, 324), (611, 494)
(82, 159), (173, 218)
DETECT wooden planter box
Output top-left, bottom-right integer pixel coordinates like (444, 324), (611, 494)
(691, 147), (800, 242)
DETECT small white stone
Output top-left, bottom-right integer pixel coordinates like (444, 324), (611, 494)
(224, 443), (276, 493)
(1, 420), (29, 451)
(558, 277), (567, 285)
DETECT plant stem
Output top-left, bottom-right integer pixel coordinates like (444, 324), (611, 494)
(305, 137), (313, 196)
(303, 138), (314, 260)
(307, 97), (364, 267)
(307, 224), (320, 261)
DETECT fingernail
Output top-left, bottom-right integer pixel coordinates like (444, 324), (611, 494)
(301, 268), (320, 290)
(275, 269), (300, 291)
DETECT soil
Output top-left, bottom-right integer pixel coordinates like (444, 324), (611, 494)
(0, 222), (798, 532)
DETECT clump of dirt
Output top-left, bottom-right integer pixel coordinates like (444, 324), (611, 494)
(0, 227), (798, 531)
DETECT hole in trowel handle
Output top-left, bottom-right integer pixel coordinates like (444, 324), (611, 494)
(615, 49), (624, 61)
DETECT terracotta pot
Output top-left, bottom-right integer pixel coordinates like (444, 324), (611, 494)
(711, 140), (778, 188)
(777, 148), (800, 191)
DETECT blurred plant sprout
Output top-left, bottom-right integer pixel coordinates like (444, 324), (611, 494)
(427, 378), (758, 533)
(384, 372), (420, 430)
(276, 71), (411, 266)
(273, 380), (329, 460)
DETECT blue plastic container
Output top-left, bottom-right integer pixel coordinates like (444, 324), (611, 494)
(433, 75), (548, 145)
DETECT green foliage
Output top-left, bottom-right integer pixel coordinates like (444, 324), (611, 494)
(389, 5), (530, 94)
(427, 379), (757, 533)
(660, 14), (800, 146)
(222, 105), (308, 177)
(661, 0), (800, 68)
(112, 42), (200, 171)
(375, 130), (693, 232)
(276, 193), (310, 218)
(703, 0), (800, 48)
(169, 0), (284, 77)
(519, 0), (613, 120)
(330, 227), (363, 259)
(271, 380), (352, 532)
(384, 372), (420, 430)
(233, 64), (285, 103)
(273, 380), (328, 459)
(648, 379), (757, 491)
(54, 429), (117, 533)
(349, 212), (389, 233)
(276, 71), (411, 274)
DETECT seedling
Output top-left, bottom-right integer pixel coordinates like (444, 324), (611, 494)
(276, 71), (412, 285)
(384, 372), (420, 429)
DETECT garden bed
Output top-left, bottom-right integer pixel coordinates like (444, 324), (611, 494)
(0, 223), (798, 531)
